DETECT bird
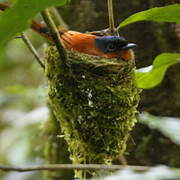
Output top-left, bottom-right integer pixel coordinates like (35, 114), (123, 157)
(31, 20), (136, 60)
(61, 31), (136, 60)
(0, 3), (136, 60)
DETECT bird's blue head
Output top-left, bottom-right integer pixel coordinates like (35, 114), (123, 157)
(95, 36), (136, 53)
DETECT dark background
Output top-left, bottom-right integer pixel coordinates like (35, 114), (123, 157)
(0, 0), (179, 179)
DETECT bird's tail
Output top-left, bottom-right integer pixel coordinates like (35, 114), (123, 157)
(0, 3), (9, 11)
(31, 20), (52, 41)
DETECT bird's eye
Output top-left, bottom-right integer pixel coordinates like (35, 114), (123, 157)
(107, 43), (117, 52)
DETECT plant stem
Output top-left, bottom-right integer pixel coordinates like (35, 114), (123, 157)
(107, 0), (116, 35)
(21, 32), (45, 70)
(0, 164), (150, 172)
(41, 9), (67, 64)
(49, 7), (69, 30)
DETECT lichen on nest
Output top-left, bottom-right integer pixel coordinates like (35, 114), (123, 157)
(45, 46), (140, 177)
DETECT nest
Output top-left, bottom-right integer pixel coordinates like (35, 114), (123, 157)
(45, 46), (140, 178)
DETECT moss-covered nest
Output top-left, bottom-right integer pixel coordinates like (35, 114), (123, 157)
(45, 46), (140, 177)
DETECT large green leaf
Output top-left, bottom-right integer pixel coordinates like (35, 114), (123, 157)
(118, 4), (180, 29)
(0, 0), (69, 49)
(139, 112), (180, 146)
(135, 53), (180, 89)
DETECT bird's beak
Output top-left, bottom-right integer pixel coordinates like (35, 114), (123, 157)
(121, 43), (137, 50)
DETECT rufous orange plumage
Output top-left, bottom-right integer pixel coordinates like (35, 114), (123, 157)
(61, 30), (136, 60)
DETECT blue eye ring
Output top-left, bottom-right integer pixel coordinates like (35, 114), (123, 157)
(107, 43), (117, 52)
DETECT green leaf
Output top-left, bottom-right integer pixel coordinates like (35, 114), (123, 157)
(0, 0), (69, 49)
(118, 4), (180, 29)
(135, 53), (180, 89)
(139, 112), (180, 146)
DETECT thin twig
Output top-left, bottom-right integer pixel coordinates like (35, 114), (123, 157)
(41, 9), (67, 64)
(21, 33), (45, 70)
(87, 28), (111, 36)
(49, 7), (69, 30)
(107, 0), (115, 34)
(107, 0), (119, 36)
(0, 164), (150, 172)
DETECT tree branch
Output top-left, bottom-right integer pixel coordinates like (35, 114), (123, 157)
(0, 164), (149, 172)
(41, 9), (67, 65)
(21, 32), (45, 70)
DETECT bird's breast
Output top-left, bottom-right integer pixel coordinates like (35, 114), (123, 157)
(106, 49), (135, 61)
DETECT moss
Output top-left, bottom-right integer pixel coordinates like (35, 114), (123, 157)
(45, 47), (140, 178)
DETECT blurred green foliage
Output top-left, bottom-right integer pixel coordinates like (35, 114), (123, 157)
(139, 113), (180, 146)
(97, 166), (180, 180)
(0, 0), (69, 50)
(0, 29), (47, 179)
